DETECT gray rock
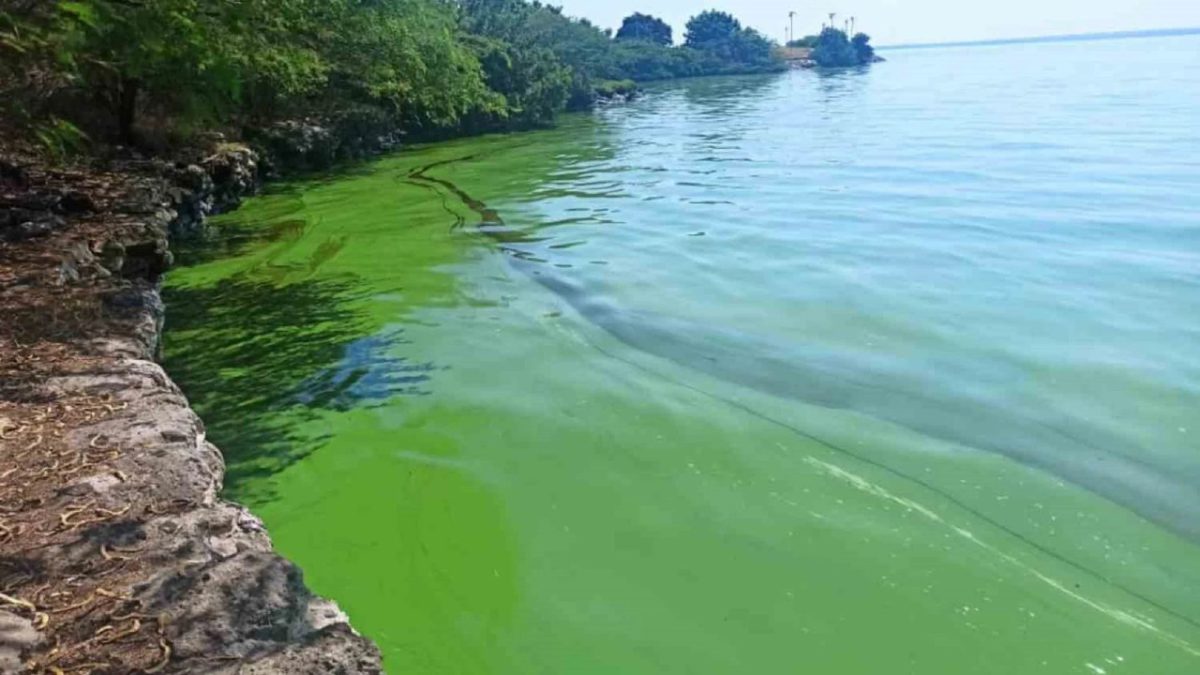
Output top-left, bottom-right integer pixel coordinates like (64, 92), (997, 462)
(0, 610), (42, 673)
(58, 189), (96, 214)
(4, 132), (381, 675)
(1, 209), (65, 241)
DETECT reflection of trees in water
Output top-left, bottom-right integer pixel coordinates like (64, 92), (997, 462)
(163, 275), (436, 505)
(676, 73), (781, 113)
(173, 161), (380, 266)
(626, 75), (786, 160)
(294, 327), (437, 411)
(813, 65), (871, 106)
(172, 194), (309, 267)
(164, 128), (621, 504)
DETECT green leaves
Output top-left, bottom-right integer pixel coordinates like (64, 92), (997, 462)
(34, 116), (90, 162)
(58, 2), (98, 28)
(812, 27), (873, 67)
(684, 10), (741, 50)
(3, 0), (782, 151)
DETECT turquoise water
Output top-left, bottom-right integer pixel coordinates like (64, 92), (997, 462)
(166, 34), (1200, 673)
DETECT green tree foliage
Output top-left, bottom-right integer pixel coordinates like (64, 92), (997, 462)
(727, 28), (775, 67)
(1, 0), (496, 142)
(611, 40), (698, 80)
(684, 10), (741, 51)
(312, 0), (497, 131)
(615, 13), (672, 46)
(460, 0), (618, 110)
(851, 32), (876, 63)
(0, 0), (786, 150)
(682, 10), (775, 70)
(462, 35), (569, 128)
(787, 35), (819, 49)
(812, 27), (876, 67)
(1, 4), (86, 129)
(79, 1), (328, 141)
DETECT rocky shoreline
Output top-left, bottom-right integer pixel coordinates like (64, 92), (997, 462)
(1, 128), (388, 673)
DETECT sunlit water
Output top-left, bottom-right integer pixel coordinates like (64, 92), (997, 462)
(165, 35), (1200, 674)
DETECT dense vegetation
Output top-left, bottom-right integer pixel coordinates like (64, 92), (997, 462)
(0, 0), (785, 154)
(786, 35), (821, 49)
(811, 27), (877, 67)
(611, 10), (778, 83)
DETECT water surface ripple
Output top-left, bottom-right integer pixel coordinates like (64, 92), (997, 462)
(166, 35), (1200, 674)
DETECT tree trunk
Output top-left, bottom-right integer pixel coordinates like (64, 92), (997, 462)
(117, 78), (139, 146)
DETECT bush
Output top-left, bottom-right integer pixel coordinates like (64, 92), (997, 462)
(812, 27), (877, 67)
(812, 27), (859, 67)
(851, 33), (876, 63)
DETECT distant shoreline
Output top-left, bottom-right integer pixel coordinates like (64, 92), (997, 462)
(881, 26), (1200, 50)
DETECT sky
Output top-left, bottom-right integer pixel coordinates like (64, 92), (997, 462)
(554, 0), (1200, 46)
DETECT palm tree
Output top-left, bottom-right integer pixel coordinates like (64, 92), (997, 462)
(850, 16), (856, 35)
(788, 10), (795, 43)
(828, 12), (837, 30)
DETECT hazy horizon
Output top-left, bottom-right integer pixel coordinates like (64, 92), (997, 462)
(881, 25), (1200, 48)
(555, 0), (1200, 46)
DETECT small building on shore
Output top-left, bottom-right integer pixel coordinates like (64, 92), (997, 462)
(777, 46), (815, 68)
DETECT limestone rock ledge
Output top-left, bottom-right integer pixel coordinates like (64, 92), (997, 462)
(0, 152), (382, 673)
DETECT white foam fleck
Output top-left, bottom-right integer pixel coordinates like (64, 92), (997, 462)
(802, 456), (1200, 658)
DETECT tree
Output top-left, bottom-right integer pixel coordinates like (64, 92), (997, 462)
(29, 1), (302, 143)
(463, 36), (569, 128)
(728, 28), (775, 67)
(851, 32), (875, 63)
(684, 10), (741, 50)
(615, 13), (672, 45)
(462, 0), (622, 110)
(317, 0), (496, 131)
(681, 10), (779, 72)
(811, 27), (859, 67)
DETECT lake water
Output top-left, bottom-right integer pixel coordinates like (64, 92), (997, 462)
(165, 35), (1200, 674)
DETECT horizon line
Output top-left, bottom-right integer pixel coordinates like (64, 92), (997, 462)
(879, 26), (1200, 50)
